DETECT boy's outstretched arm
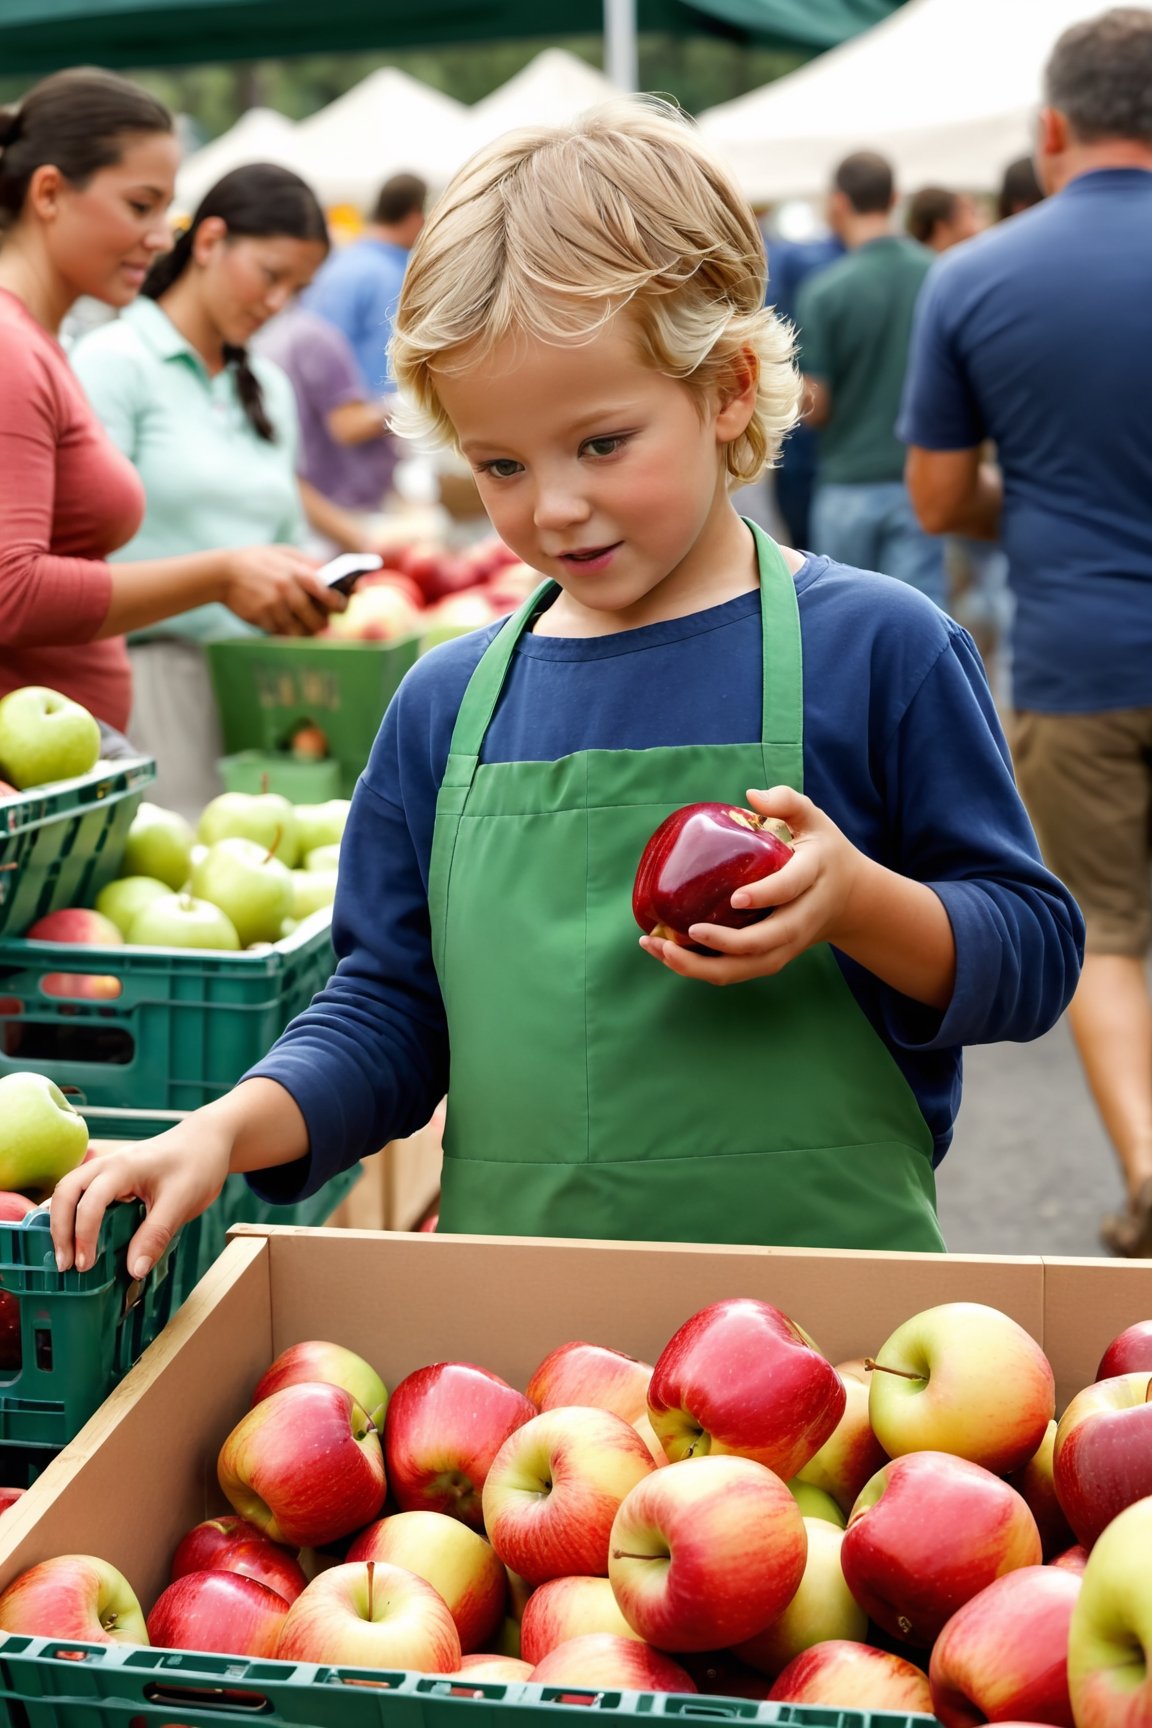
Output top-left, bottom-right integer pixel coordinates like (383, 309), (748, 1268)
(50, 1077), (309, 1281)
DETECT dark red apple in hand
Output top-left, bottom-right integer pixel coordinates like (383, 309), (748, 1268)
(633, 803), (793, 950)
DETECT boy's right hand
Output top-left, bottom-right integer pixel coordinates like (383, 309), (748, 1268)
(50, 1121), (233, 1282)
(223, 546), (347, 638)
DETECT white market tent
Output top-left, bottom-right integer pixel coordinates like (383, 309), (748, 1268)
(698, 0), (1152, 204)
(464, 48), (622, 155)
(175, 107), (307, 212)
(292, 67), (471, 208)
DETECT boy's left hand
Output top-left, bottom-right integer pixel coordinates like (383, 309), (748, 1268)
(639, 785), (863, 987)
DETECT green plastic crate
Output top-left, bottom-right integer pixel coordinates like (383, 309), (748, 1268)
(0, 1641), (936, 1728)
(0, 911), (335, 1111)
(218, 749), (344, 802)
(0, 760), (154, 940)
(206, 636), (420, 798)
(0, 1204), (177, 1456)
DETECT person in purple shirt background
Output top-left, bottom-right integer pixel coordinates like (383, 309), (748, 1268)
(303, 172), (426, 391)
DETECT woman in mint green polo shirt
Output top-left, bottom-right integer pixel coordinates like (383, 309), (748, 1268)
(73, 165), (341, 821)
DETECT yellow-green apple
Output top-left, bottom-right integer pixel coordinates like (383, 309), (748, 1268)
(788, 1481), (845, 1525)
(494, 1615), (523, 1657)
(122, 802), (195, 890)
(529, 1633), (696, 1693)
(250, 1339), (388, 1430)
(520, 1576), (641, 1663)
(841, 1451), (1042, 1645)
(795, 1358), (888, 1515)
(384, 1361), (536, 1531)
(767, 1641), (933, 1712)
(346, 1511), (505, 1653)
(0, 1554), (147, 1643)
(647, 1298), (845, 1479)
(275, 1560), (462, 1671)
(1053, 1374), (1152, 1548)
(304, 843), (341, 872)
(866, 1302), (1055, 1475)
(734, 1518), (867, 1679)
(929, 1564), (1081, 1728)
(0, 686), (101, 788)
(218, 1381), (386, 1548)
(453, 1654), (534, 1682)
(0, 1072), (89, 1196)
(527, 1342), (653, 1425)
(483, 1406), (653, 1586)
(94, 876), (171, 937)
(296, 801), (350, 857)
(290, 868), (338, 919)
(1096, 1322), (1152, 1380)
(608, 1455), (806, 1652)
(127, 893), (241, 951)
(1010, 1420), (1075, 1559)
(1067, 1495), (1152, 1728)
(147, 1570), (290, 1657)
(1050, 1545), (1089, 1575)
(191, 839), (294, 947)
(170, 1514), (307, 1602)
(505, 1567), (534, 1622)
(326, 582), (422, 642)
(197, 791), (301, 868)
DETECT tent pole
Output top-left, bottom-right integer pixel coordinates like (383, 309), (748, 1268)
(604, 0), (638, 90)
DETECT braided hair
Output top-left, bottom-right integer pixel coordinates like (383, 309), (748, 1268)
(143, 162), (329, 444)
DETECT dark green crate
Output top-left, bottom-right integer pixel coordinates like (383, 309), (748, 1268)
(0, 1205), (177, 1455)
(0, 760), (154, 940)
(0, 911), (336, 1111)
(218, 749), (344, 802)
(206, 636), (420, 798)
(0, 1444), (60, 1491)
(0, 1640), (935, 1728)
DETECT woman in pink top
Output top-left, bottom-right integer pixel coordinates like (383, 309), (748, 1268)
(0, 69), (343, 736)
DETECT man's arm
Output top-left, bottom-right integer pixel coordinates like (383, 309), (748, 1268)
(905, 445), (1003, 540)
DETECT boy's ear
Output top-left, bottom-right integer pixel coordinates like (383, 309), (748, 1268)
(715, 347), (759, 441)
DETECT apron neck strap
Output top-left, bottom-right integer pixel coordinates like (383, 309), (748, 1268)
(442, 519), (804, 790)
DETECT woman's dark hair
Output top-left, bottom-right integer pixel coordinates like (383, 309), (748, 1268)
(0, 67), (172, 233)
(144, 162), (329, 443)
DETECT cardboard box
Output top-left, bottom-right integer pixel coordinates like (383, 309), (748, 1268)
(0, 1228), (1150, 1619)
(325, 1115), (443, 1233)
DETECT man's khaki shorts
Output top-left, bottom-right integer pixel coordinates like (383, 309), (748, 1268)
(1012, 706), (1152, 957)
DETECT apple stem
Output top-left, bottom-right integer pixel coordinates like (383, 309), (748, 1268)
(611, 1550), (659, 1561)
(863, 1358), (926, 1382)
(263, 826), (282, 865)
(260, 771), (270, 796)
(367, 1559), (375, 1620)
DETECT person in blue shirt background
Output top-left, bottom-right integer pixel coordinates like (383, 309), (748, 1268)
(303, 172), (426, 392)
(901, 6), (1152, 1257)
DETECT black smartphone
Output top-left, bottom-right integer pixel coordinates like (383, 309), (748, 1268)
(317, 553), (384, 596)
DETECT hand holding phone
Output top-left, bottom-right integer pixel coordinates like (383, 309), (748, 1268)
(317, 553), (384, 596)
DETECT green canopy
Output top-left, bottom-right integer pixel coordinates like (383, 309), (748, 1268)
(0, 0), (905, 75)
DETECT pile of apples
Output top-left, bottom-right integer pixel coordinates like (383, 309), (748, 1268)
(321, 535), (539, 648)
(2, 1295), (1152, 1728)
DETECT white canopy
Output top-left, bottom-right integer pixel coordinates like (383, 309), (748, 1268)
(175, 108), (307, 213)
(464, 48), (621, 156)
(698, 0), (1152, 203)
(292, 67), (471, 208)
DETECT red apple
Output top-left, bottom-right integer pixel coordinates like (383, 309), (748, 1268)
(1009, 1420), (1075, 1560)
(520, 1576), (641, 1664)
(632, 803), (793, 948)
(275, 1560), (462, 1671)
(734, 1518), (867, 1680)
(346, 1511), (505, 1653)
(482, 1405), (654, 1586)
(0, 1487), (25, 1515)
(841, 1451), (1042, 1646)
(1096, 1321), (1152, 1381)
(608, 1455), (807, 1652)
(250, 1339), (388, 1429)
(1050, 1545), (1089, 1575)
(147, 1570), (290, 1658)
(27, 907), (123, 1000)
(0, 1554), (147, 1643)
(529, 1633), (696, 1694)
(0, 1192), (35, 1221)
(218, 1381), (386, 1548)
(794, 1358), (888, 1516)
(452, 1654), (534, 1682)
(647, 1298), (845, 1481)
(170, 1514), (307, 1603)
(768, 1641), (933, 1713)
(1052, 1373), (1152, 1548)
(0, 1291), (20, 1371)
(289, 724), (329, 762)
(929, 1564), (1081, 1728)
(384, 1361), (536, 1531)
(526, 1342), (653, 1426)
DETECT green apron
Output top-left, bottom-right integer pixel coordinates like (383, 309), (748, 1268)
(427, 522), (945, 1252)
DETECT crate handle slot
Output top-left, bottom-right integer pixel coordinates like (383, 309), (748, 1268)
(141, 1681), (272, 1715)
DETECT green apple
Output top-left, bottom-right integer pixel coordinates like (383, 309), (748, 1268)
(787, 1479), (846, 1527)
(95, 876), (172, 938)
(190, 839), (293, 947)
(126, 893), (241, 951)
(122, 802), (195, 891)
(1067, 1495), (1152, 1728)
(197, 792), (301, 868)
(734, 1518), (867, 1679)
(296, 800), (351, 857)
(291, 868), (338, 919)
(304, 844), (341, 872)
(0, 687), (101, 789)
(0, 1072), (90, 1198)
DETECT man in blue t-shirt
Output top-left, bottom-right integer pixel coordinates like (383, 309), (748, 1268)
(900, 6), (1152, 1258)
(304, 172), (427, 391)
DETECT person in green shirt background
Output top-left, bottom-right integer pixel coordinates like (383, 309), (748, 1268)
(795, 151), (945, 609)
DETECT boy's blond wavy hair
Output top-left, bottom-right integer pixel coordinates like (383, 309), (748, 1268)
(391, 97), (801, 486)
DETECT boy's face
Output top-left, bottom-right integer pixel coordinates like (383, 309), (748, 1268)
(434, 312), (757, 632)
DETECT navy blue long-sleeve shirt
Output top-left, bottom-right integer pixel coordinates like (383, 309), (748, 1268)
(247, 553), (1084, 1204)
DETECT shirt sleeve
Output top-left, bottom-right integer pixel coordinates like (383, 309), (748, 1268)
(0, 333), (113, 648)
(897, 258), (987, 451)
(71, 332), (144, 460)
